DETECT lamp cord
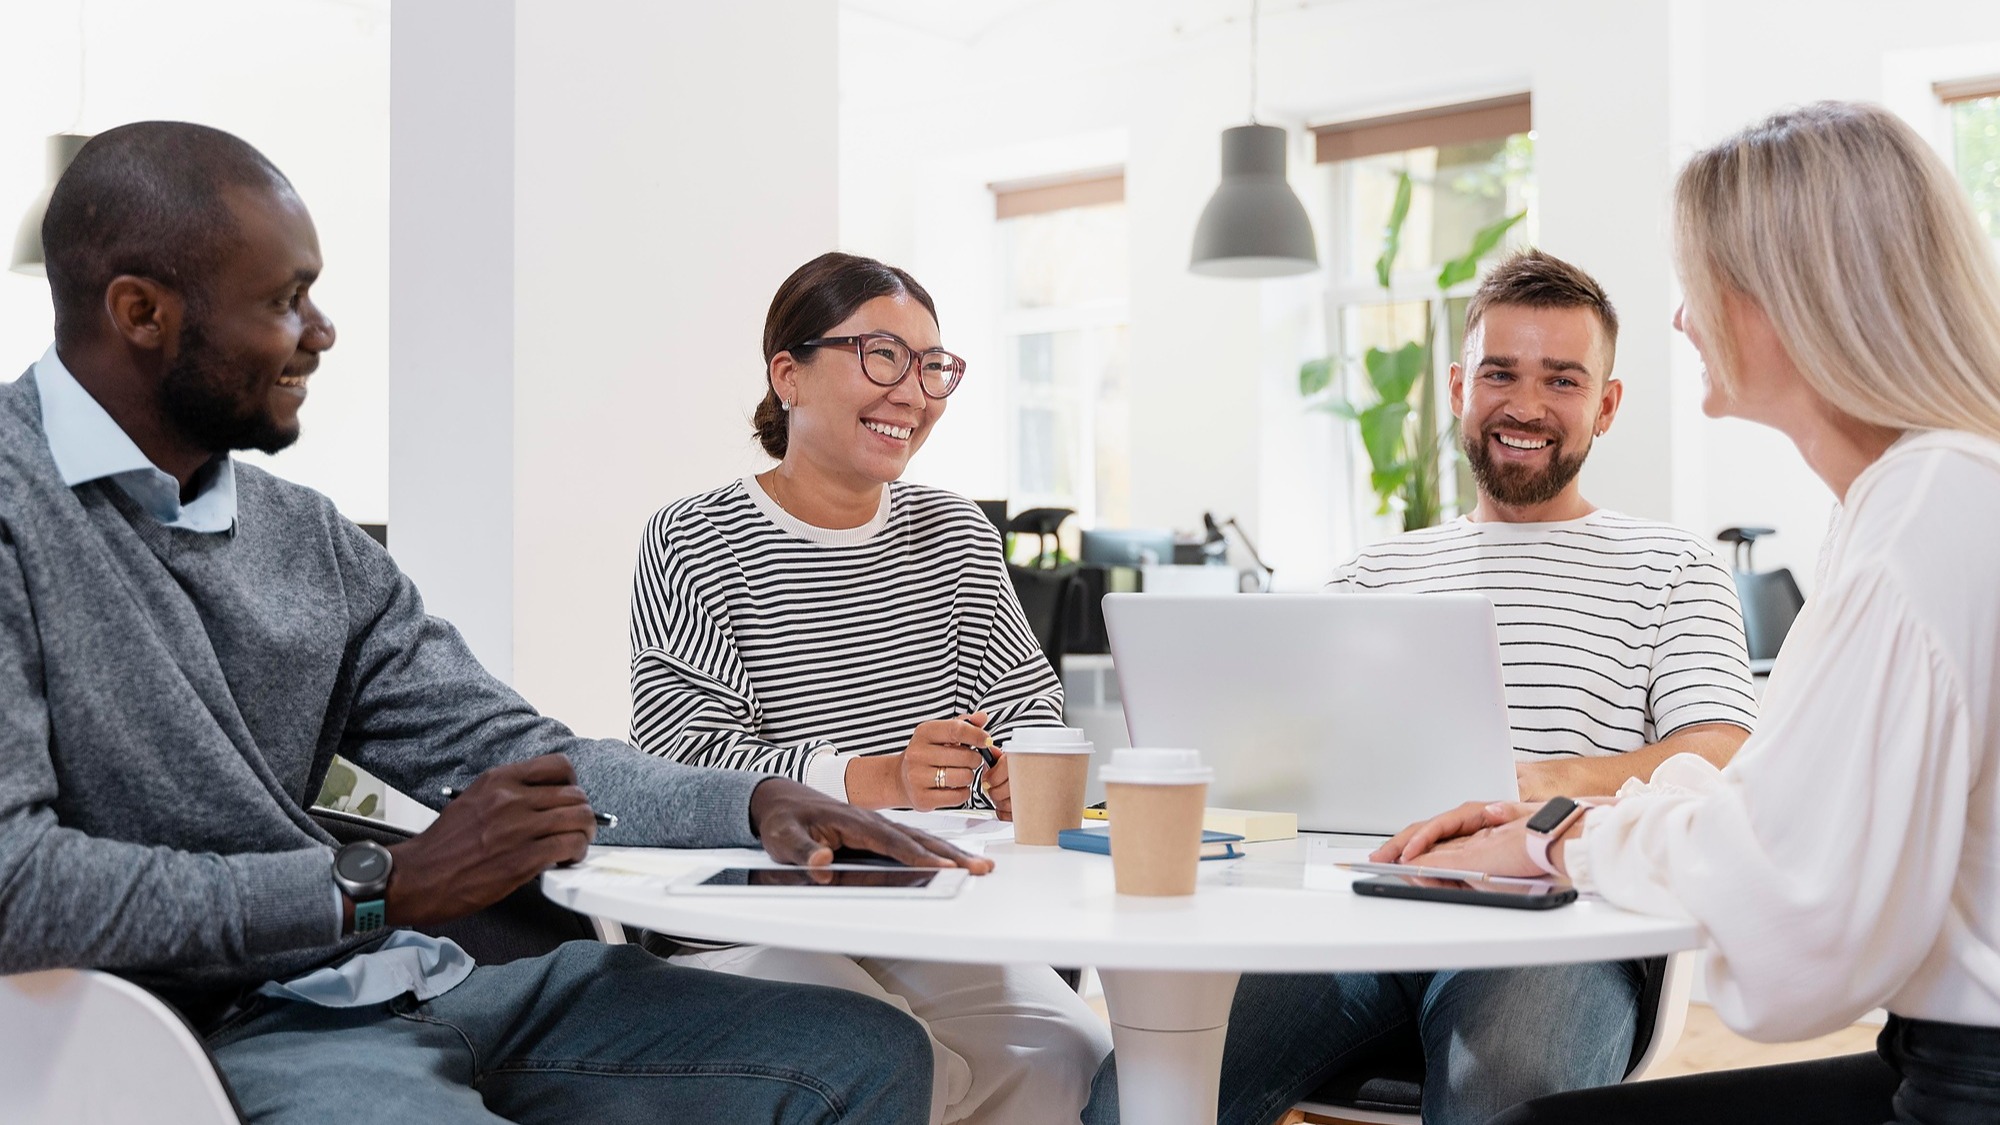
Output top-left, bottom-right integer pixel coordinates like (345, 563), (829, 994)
(70, 0), (88, 133)
(1248, 0), (1260, 123)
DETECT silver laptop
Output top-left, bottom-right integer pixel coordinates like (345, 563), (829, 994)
(1102, 592), (1518, 836)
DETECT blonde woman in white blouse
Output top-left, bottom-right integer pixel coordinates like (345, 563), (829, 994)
(1377, 101), (2000, 1125)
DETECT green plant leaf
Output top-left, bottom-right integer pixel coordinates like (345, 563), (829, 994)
(1316, 398), (1361, 420)
(1437, 210), (1528, 289)
(1373, 171), (1413, 289)
(1363, 342), (1427, 404)
(1298, 357), (1335, 397)
(1370, 466), (1412, 510)
(1388, 341), (1427, 403)
(1357, 401), (1412, 472)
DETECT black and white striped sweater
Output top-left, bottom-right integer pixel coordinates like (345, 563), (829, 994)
(629, 476), (1062, 802)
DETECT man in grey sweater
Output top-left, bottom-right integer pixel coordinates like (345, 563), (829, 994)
(0, 122), (976, 1123)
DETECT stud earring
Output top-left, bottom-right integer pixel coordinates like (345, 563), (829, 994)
(780, 398), (792, 412)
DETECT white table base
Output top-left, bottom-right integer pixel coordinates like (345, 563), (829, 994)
(1099, 969), (1242, 1125)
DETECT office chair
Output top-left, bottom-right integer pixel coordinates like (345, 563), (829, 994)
(0, 808), (619, 1125)
(1009, 562), (1085, 673)
(1008, 507), (1075, 569)
(1293, 951), (1695, 1123)
(1716, 526), (1806, 674)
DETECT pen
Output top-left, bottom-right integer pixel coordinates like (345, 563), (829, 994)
(440, 786), (618, 830)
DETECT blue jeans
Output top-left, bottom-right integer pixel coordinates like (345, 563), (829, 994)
(206, 941), (934, 1124)
(1084, 960), (1640, 1125)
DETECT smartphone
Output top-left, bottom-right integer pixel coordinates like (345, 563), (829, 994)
(1352, 874), (1577, 910)
(664, 864), (968, 898)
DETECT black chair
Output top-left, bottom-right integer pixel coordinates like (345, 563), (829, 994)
(1008, 563), (1085, 674)
(1716, 526), (1805, 674)
(1294, 955), (1683, 1122)
(1008, 507), (1075, 569)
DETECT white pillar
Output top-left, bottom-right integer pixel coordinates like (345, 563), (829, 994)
(390, 0), (519, 680)
(391, 0), (838, 735)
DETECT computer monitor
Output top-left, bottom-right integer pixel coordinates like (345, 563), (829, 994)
(1080, 528), (1177, 568)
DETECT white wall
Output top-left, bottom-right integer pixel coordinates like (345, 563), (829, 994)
(393, 0), (839, 737)
(0, 0), (390, 524)
(1681, 7), (2000, 585)
(843, 0), (2000, 588)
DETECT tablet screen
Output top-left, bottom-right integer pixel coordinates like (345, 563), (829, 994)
(697, 867), (943, 889)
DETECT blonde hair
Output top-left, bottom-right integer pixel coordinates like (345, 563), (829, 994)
(1673, 101), (2000, 442)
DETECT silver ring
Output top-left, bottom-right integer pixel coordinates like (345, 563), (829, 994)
(934, 767), (948, 789)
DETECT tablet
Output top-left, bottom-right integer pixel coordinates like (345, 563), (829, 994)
(664, 865), (969, 899)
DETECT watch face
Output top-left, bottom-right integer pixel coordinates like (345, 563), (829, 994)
(1525, 797), (1579, 835)
(335, 843), (390, 885)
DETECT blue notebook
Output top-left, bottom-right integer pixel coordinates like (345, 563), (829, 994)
(1056, 825), (1245, 860)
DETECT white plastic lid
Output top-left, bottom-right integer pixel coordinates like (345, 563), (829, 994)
(1006, 727), (1092, 754)
(1097, 747), (1213, 785)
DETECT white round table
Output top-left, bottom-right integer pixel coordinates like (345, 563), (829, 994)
(544, 839), (1699, 1125)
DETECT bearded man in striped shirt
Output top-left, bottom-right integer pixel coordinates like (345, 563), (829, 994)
(1090, 250), (1757, 1125)
(1331, 248), (1756, 803)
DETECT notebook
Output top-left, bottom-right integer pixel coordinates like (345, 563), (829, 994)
(1056, 825), (1245, 860)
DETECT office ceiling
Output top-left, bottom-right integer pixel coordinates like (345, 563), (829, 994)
(840, 0), (1349, 48)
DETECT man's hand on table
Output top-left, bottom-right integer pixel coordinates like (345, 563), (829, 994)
(749, 777), (995, 874)
(381, 753), (598, 927)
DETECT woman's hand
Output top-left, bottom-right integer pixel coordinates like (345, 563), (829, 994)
(1419, 804), (1549, 878)
(1371, 800), (1542, 865)
(895, 712), (994, 811)
(984, 750), (1012, 820)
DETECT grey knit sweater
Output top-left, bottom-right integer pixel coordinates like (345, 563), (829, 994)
(0, 371), (763, 1022)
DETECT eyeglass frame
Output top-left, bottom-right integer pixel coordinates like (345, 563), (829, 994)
(789, 333), (968, 399)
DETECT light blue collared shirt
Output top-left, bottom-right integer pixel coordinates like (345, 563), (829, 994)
(34, 345), (238, 534)
(33, 343), (475, 1008)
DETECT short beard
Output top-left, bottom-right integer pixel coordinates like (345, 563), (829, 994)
(1462, 422), (1591, 509)
(159, 316), (298, 455)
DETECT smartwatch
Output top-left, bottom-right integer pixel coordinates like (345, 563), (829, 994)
(1523, 796), (1589, 878)
(332, 840), (394, 935)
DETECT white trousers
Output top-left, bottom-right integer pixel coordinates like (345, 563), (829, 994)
(670, 945), (1111, 1125)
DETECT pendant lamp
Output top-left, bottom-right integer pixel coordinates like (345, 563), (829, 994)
(1189, 0), (1318, 278)
(11, 133), (91, 276)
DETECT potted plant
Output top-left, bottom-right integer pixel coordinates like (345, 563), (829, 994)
(1300, 170), (1524, 532)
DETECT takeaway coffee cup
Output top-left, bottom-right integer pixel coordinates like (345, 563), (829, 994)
(1099, 748), (1214, 896)
(1004, 727), (1094, 846)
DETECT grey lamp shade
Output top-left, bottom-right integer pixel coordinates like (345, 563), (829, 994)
(11, 133), (92, 277)
(1189, 123), (1319, 278)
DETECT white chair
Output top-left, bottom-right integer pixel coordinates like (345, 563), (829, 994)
(1294, 950), (1696, 1124)
(0, 968), (243, 1125)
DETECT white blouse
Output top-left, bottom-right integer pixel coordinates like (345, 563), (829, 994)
(1571, 430), (2000, 1040)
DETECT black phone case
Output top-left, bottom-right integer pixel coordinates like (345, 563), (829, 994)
(1351, 876), (1578, 910)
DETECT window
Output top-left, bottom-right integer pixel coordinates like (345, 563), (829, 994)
(993, 169), (1131, 534)
(1312, 96), (1536, 524)
(1937, 76), (2000, 261)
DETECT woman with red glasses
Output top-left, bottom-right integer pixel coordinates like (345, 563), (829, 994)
(628, 251), (1109, 1125)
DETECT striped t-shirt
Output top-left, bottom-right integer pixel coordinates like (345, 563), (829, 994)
(1330, 510), (1756, 760)
(628, 476), (1062, 803)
